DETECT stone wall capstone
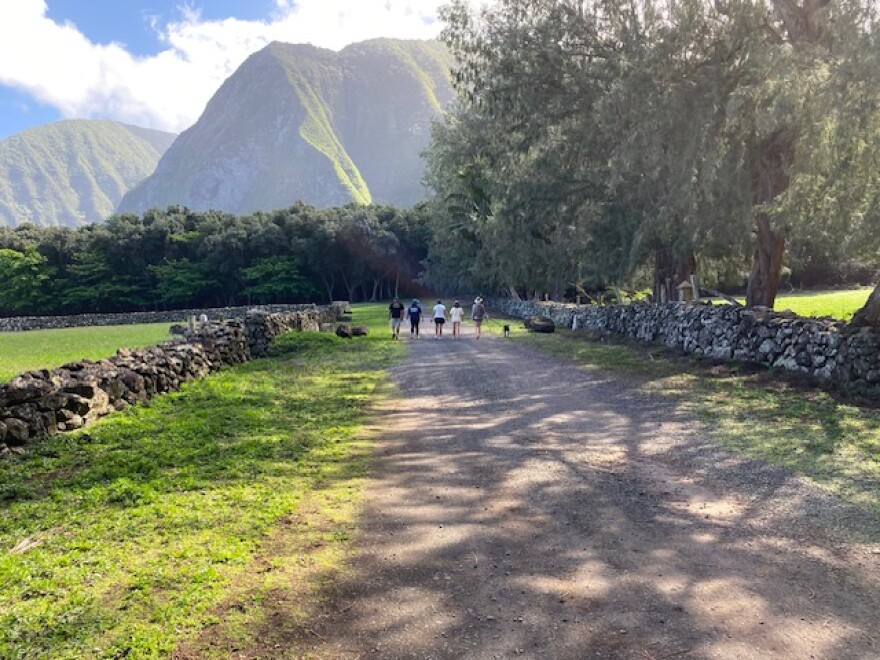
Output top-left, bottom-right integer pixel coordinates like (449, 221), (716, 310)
(492, 299), (880, 391)
(0, 304), (347, 449)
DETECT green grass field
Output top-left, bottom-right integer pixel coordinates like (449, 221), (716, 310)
(0, 304), (401, 658)
(772, 287), (874, 321)
(496, 321), (880, 516)
(0, 323), (174, 382)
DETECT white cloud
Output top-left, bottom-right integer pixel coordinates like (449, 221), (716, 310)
(0, 0), (448, 134)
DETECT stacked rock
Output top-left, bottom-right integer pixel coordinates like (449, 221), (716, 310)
(492, 298), (880, 390)
(0, 303), (349, 448)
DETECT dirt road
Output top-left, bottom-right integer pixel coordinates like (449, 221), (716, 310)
(299, 325), (880, 659)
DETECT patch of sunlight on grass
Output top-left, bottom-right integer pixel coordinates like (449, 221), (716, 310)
(0, 322), (173, 382)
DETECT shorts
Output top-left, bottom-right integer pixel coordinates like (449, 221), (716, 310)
(390, 318), (402, 329)
(434, 317), (445, 324)
(473, 318), (483, 326)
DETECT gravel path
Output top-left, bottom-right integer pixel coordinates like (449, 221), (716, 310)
(298, 324), (880, 659)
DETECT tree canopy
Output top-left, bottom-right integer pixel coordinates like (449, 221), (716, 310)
(0, 204), (432, 316)
(423, 0), (880, 305)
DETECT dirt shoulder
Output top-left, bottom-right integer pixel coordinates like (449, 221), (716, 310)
(272, 326), (880, 659)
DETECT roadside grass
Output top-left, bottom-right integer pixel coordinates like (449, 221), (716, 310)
(708, 287), (874, 321)
(0, 323), (173, 382)
(493, 321), (880, 515)
(0, 304), (402, 658)
(772, 287), (874, 321)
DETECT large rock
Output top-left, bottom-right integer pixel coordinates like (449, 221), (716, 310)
(525, 316), (556, 333)
(3, 418), (30, 446)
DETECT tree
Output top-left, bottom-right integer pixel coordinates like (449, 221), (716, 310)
(429, 0), (880, 306)
(148, 258), (217, 307)
(241, 256), (313, 303)
(0, 247), (55, 314)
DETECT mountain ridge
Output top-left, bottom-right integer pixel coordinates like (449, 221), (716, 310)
(118, 38), (455, 215)
(0, 120), (177, 228)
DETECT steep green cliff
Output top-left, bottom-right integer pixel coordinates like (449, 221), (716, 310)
(0, 120), (175, 227)
(118, 39), (455, 215)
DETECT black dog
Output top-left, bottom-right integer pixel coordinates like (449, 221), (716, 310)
(503, 324), (511, 338)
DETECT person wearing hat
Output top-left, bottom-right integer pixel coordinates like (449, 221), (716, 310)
(471, 296), (487, 339)
(406, 298), (423, 338)
(388, 297), (405, 339)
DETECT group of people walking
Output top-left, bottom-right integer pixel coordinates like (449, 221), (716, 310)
(389, 297), (488, 340)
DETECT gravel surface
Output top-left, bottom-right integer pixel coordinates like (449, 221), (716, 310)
(291, 325), (880, 659)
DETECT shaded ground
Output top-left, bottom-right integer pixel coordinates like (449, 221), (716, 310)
(251, 325), (880, 659)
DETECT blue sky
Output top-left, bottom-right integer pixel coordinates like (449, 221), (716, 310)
(0, 0), (446, 139)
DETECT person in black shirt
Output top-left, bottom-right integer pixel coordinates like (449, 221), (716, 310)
(389, 297), (405, 339)
(406, 299), (423, 338)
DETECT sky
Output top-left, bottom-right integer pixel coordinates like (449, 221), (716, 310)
(0, 0), (452, 139)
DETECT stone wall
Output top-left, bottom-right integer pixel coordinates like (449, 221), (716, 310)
(493, 299), (880, 391)
(0, 304), (346, 449)
(0, 303), (335, 332)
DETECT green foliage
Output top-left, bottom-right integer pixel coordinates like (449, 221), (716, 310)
(0, 323), (173, 382)
(426, 0), (880, 304)
(0, 247), (55, 313)
(0, 307), (402, 657)
(149, 258), (215, 306)
(242, 256), (312, 303)
(61, 248), (150, 312)
(0, 204), (431, 314)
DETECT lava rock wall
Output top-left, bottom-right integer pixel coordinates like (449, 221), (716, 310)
(0, 304), (346, 449)
(494, 299), (880, 391)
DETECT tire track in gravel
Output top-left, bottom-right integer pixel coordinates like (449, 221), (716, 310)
(272, 325), (880, 659)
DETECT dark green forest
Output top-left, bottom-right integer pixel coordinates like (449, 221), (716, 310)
(424, 0), (880, 315)
(0, 204), (431, 315)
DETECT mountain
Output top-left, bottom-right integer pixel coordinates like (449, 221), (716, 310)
(118, 39), (454, 214)
(0, 120), (176, 228)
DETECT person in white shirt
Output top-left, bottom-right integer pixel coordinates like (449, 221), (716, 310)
(432, 300), (447, 337)
(449, 300), (464, 338)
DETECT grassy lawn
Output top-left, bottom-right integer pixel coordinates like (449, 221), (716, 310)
(772, 287), (874, 321)
(0, 304), (401, 658)
(0, 323), (174, 382)
(493, 321), (880, 515)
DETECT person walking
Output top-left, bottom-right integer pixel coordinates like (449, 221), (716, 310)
(471, 296), (487, 339)
(389, 297), (405, 340)
(450, 300), (464, 338)
(432, 299), (447, 338)
(407, 298), (423, 338)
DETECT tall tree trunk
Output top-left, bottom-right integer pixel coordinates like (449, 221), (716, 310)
(321, 275), (335, 304)
(745, 213), (786, 308)
(370, 279), (380, 302)
(745, 129), (794, 308)
(850, 284), (880, 327)
(653, 247), (696, 302)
